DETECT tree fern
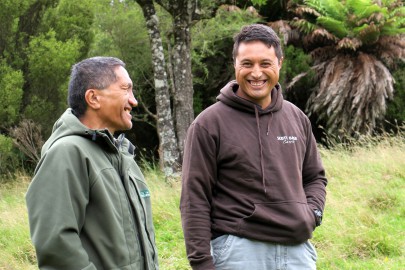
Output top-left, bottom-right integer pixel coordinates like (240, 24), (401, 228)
(305, 0), (346, 21)
(317, 16), (348, 38)
(283, 0), (405, 137)
(291, 18), (318, 34)
(357, 23), (380, 44)
(359, 4), (385, 19)
(346, 0), (378, 18)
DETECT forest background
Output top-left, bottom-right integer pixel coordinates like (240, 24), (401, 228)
(0, 0), (404, 177)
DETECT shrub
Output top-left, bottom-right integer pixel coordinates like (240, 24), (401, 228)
(0, 60), (24, 128)
(9, 119), (44, 166)
(0, 134), (20, 177)
(386, 62), (405, 128)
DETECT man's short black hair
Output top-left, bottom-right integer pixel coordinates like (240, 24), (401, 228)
(233, 24), (283, 63)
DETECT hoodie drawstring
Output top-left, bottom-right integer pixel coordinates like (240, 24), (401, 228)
(255, 107), (267, 195)
(266, 112), (273, 136)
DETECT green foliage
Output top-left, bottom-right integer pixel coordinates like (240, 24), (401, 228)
(23, 96), (57, 136)
(251, 0), (268, 6)
(0, 0), (34, 62)
(386, 63), (405, 126)
(40, 0), (95, 58)
(292, 18), (318, 34)
(280, 45), (312, 84)
(289, 0), (404, 138)
(24, 30), (82, 135)
(0, 0), (96, 140)
(89, 0), (155, 115)
(305, 0), (346, 21)
(280, 45), (315, 108)
(0, 61), (24, 127)
(317, 16), (348, 38)
(0, 135), (20, 176)
(298, 0), (405, 46)
(26, 30), (81, 93)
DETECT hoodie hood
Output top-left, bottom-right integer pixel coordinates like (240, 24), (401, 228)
(41, 108), (119, 156)
(216, 80), (284, 114)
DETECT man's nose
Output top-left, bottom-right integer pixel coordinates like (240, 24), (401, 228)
(251, 65), (262, 78)
(129, 91), (138, 107)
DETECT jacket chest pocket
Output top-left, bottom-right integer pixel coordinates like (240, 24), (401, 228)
(127, 172), (151, 204)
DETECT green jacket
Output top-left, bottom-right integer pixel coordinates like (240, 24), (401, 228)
(26, 109), (159, 270)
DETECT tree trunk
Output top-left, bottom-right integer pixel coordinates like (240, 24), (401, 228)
(135, 0), (181, 177)
(156, 0), (196, 161)
(171, 1), (195, 161)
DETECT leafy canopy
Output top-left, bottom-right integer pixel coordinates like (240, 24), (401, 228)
(0, 61), (24, 127)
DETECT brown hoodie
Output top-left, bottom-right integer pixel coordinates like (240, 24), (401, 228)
(180, 81), (327, 270)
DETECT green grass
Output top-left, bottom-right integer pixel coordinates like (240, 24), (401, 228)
(0, 135), (404, 269)
(314, 136), (405, 270)
(0, 175), (36, 270)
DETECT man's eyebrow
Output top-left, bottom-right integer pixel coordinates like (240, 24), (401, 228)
(121, 83), (133, 89)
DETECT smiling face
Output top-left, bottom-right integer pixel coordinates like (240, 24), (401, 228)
(234, 40), (282, 108)
(94, 66), (137, 134)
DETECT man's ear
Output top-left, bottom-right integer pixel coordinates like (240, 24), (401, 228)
(278, 57), (283, 69)
(84, 89), (101, 110)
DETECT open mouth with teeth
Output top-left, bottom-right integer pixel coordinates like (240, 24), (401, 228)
(124, 108), (132, 116)
(248, 80), (267, 87)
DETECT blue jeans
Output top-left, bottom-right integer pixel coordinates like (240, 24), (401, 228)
(210, 234), (317, 270)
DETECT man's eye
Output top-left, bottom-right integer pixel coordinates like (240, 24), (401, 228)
(122, 88), (132, 94)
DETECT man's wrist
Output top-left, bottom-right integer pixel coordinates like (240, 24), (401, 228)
(313, 209), (323, 226)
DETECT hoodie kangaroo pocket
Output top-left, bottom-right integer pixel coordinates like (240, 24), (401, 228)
(238, 201), (315, 243)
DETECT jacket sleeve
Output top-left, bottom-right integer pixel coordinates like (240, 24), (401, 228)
(180, 123), (217, 270)
(302, 118), (327, 214)
(26, 142), (97, 270)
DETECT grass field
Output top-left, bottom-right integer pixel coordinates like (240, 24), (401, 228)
(0, 135), (404, 269)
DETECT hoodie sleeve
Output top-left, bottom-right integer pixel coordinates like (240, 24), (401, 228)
(302, 117), (327, 213)
(180, 122), (217, 270)
(26, 142), (97, 270)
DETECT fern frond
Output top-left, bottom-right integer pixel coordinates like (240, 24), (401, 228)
(337, 37), (362, 51)
(376, 35), (405, 67)
(304, 0), (324, 13)
(305, 0), (347, 20)
(353, 24), (369, 35)
(390, 6), (405, 18)
(294, 6), (321, 17)
(291, 18), (318, 34)
(317, 16), (348, 38)
(346, 0), (384, 20)
(346, 0), (371, 14)
(311, 28), (338, 41)
(268, 20), (298, 45)
(307, 53), (395, 135)
(320, 0), (347, 21)
(357, 23), (380, 44)
(361, 5), (388, 19)
(381, 26), (405, 35)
